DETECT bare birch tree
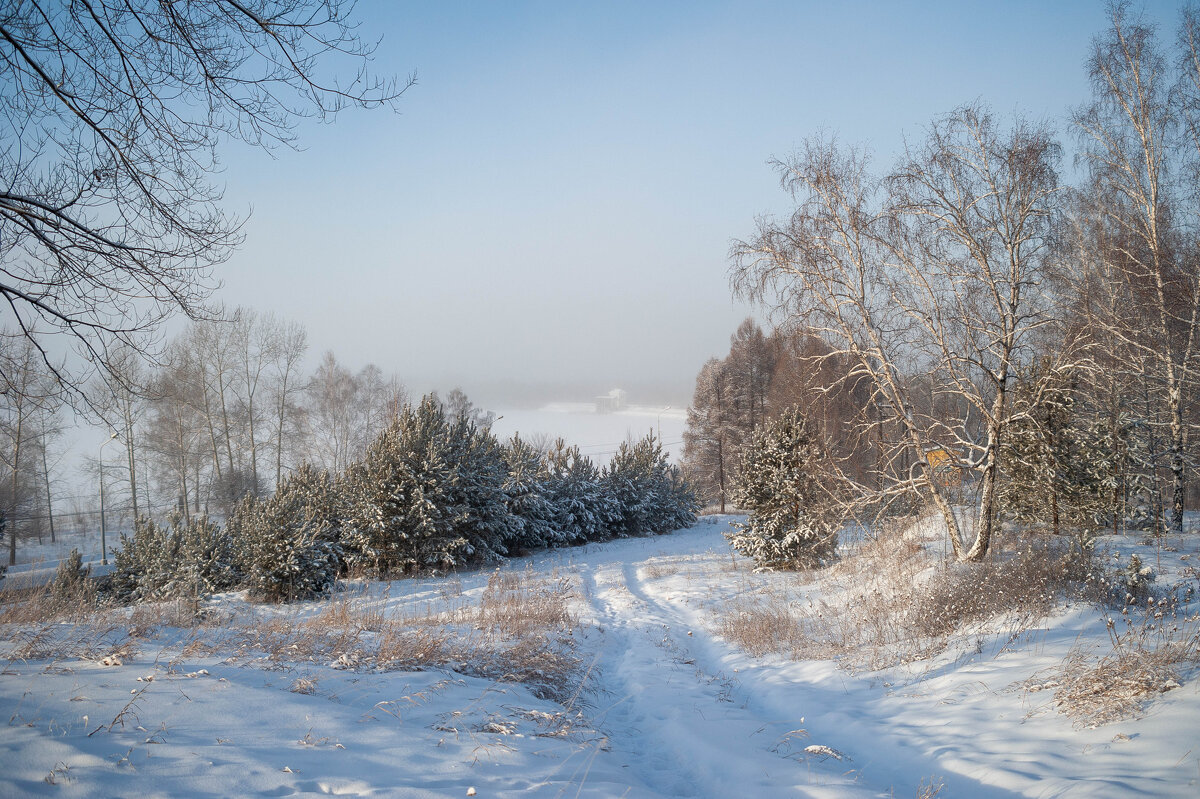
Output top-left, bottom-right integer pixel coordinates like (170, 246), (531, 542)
(732, 105), (1065, 561)
(304, 353), (405, 474)
(1074, 2), (1200, 534)
(0, 336), (61, 563)
(268, 320), (309, 487)
(145, 352), (208, 519)
(92, 347), (147, 520)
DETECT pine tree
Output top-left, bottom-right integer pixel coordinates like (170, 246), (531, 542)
(545, 439), (617, 544)
(603, 433), (698, 536)
(603, 435), (658, 537)
(659, 464), (701, 532)
(441, 413), (518, 561)
(341, 394), (515, 575)
(501, 435), (562, 550)
(228, 463), (341, 602)
(110, 512), (236, 602)
(727, 407), (840, 569)
(50, 547), (90, 604)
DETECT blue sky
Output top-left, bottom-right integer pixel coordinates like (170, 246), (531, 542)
(212, 1), (1186, 405)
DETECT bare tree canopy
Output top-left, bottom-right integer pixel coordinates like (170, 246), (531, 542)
(1073, 1), (1200, 534)
(731, 105), (1067, 562)
(0, 0), (412, 402)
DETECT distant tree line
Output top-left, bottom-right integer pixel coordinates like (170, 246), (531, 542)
(0, 308), (391, 564)
(688, 5), (1200, 566)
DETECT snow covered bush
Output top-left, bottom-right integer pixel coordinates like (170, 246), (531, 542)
(602, 433), (698, 537)
(228, 463), (342, 602)
(544, 439), (619, 544)
(726, 407), (840, 569)
(1117, 553), (1156, 603)
(501, 435), (563, 550)
(340, 394), (515, 575)
(50, 548), (92, 604)
(109, 513), (237, 602)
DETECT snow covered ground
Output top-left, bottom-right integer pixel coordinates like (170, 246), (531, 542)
(2, 527), (116, 590)
(2, 517), (1198, 798)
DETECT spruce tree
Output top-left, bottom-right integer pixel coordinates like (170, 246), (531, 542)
(1000, 373), (1113, 544)
(727, 407), (840, 569)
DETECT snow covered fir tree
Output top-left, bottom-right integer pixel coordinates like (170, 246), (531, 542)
(226, 464), (342, 602)
(726, 407), (841, 570)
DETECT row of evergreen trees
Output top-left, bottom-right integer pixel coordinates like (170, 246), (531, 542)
(110, 394), (698, 603)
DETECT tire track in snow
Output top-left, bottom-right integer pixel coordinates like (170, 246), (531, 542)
(578, 558), (857, 798)
(610, 554), (1026, 799)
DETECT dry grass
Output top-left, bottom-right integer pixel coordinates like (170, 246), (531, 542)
(1050, 594), (1200, 726)
(909, 537), (1098, 638)
(0, 574), (135, 666)
(181, 567), (584, 701)
(719, 593), (809, 658)
(475, 566), (575, 638)
(719, 517), (1099, 670)
(128, 599), (235, 632)
(2, 622), (138, 665)
(1, 563), (585, 701)
(643, 561), (680, 579)
(290, 675), (319, 695)
(0, 579), (101, 625)
(916, 776), (945, 798)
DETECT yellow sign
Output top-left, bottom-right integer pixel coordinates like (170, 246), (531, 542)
(924, 447), (961, 487)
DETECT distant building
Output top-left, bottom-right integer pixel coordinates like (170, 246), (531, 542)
(594, 388), (627, 414)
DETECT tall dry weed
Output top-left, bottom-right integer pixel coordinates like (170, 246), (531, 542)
(719, 518), (1098, 670)
(1051, 593), (1200, 726)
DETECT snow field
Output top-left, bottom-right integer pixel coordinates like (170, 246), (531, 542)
(2, 515), (1199, 797)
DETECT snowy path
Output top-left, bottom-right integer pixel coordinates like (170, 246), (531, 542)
(569, 544), (1022, 798)
(580, 561), (790, 798)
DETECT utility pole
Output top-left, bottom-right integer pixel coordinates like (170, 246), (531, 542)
(99, 431), (118, 565)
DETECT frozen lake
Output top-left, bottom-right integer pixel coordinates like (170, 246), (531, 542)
(489, 402), (687, 465)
